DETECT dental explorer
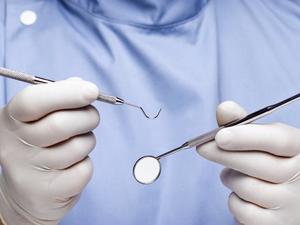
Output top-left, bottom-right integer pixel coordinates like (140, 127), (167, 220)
(0, 67), (161, 119)
(133, 92), (300, 184)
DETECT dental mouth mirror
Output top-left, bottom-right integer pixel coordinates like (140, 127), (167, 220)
(0, 67), (161, 119)
(133, 92), (300, 184)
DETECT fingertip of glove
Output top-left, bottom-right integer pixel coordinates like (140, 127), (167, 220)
(65, 78), (99, 103)
(216, 101), (247, 126)
(215, 129), (233, 149)
(83, 82), (99, 102)
(220, 168), (232, 184)
(217, 101), (246, 114)
(76, 157), (94, 179)
(217, 101), (237, 110)
(196, 141), (214, 159)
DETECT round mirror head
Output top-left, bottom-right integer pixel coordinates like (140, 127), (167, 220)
(133, 156), (161, 185)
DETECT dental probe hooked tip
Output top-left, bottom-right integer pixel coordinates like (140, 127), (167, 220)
(123, 102), (162, 119)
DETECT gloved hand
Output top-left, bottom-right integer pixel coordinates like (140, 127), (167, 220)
(0, 78), (100, 225)
(197, 101), (300, 225)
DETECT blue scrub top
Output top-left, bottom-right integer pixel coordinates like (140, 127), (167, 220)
(1, 0), (300, 224)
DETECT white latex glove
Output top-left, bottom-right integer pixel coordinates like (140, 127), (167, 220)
(197, 101), (300, 225)
(0, 78), (100, 225)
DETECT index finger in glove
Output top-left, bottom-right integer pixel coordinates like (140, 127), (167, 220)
(221, 168), (282, 209)
(50, 157), (93, 198)
(197, 141), (300, 183)
(215, 123), (300, 157)
(6, 78), (99, 122)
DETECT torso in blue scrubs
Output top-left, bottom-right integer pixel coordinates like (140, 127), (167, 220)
(1, 0), (300, 224)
